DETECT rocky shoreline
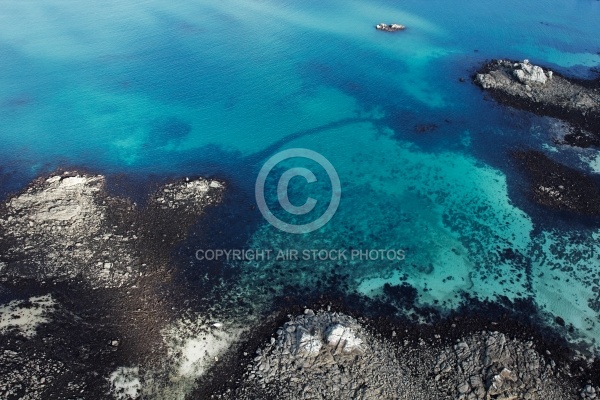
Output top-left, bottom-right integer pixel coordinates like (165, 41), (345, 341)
(0, 171), (226, 399)
(474, 59), (600, 147)
(225, 312), (572, 399)
(1, 171), (599, 399)
(200, 303), (599, 400)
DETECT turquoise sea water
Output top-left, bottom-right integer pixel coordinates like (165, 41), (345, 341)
(1, 0), (600, 349)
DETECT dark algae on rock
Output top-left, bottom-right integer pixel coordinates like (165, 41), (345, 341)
(0, 171), (226, 399)
(513, 150), (600, 216)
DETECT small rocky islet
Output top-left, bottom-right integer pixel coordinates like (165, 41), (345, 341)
(375, 23), (406, 32)
(475, 59), (600, 147)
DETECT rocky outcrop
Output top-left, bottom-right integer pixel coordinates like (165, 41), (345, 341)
(0, 294), (122, 399)
(434, 331), (558, 400)
(0, 171), (226, 399)
(476, 59), (554, 90)
(376, 23), (406, 32)
(513, 59), (549, 85)
(150, 178), (223, 215)
(0, 172), (223, 288)
(223, 311), (581, 400)
(475, 59), (600, 147)
(0, 174), (137, 288)
(324, 323), (364, 355)
(235, 310), (419, 399)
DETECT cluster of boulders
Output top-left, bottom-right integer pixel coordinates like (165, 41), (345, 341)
(0, 347), (69, 400)
(228, 310), (429, 399)
(434, 331), (566, 400)
(273, 311), (367, 359)
(0, 172), (223, 288)
(478, 59), (553, 90)
(150, 178), (223, 214)
(375, 23), (406, 32)
(514, 59), (552, 84)
(581, 384), (599, 399)
(216, 311), (593, 400)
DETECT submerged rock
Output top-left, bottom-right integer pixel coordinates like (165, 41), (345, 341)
(475, 59), (600, 147)
(513, 150), (600, 216)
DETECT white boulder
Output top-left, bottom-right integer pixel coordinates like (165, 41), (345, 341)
(325, 324), (364, 354)
(513, 60), (548, 85)
(295, 329), (322, 356)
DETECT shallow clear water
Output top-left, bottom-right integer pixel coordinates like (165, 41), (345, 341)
(1, 0), (600, 348)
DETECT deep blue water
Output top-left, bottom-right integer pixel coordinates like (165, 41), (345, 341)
(1, 0), (600, 348)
